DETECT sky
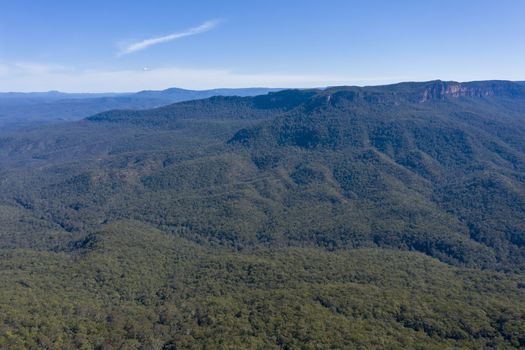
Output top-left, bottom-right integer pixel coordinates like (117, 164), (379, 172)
(0, 0), (524, 92)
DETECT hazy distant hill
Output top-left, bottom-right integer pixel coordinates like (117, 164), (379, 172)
(2, 80), (525, 349)
(0, 87), (281, 131)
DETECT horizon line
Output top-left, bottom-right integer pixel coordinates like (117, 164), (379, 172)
(1, 79), (524, 94)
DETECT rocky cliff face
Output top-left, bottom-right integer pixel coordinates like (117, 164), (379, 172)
(419, 80), (524, 102)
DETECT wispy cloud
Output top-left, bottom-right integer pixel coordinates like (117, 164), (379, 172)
(0, 62), (409, 92)
(13, 62), (71, 74)
(119, 20), (220, 56)
(0, 62), (72, 80)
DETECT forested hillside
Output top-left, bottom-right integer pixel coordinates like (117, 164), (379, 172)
(1, 80), (525, 349)
(2, 221), (525, 349)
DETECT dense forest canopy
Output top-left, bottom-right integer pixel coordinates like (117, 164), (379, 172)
(1, 80), (525, 349)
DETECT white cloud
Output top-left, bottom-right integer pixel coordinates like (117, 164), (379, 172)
(0, 62), (407, 92)
(119, 20), (220, 56)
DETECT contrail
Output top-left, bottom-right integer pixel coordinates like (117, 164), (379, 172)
(119, 20), (219, 56)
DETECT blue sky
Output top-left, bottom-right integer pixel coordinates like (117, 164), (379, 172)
(0, 0), (524, 92)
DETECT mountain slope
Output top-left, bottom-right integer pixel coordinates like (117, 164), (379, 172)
(226, 81), (525, 269)
(1, 81), (525, 270)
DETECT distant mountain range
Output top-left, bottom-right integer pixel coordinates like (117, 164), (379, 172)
(0, 87), (282, 131)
